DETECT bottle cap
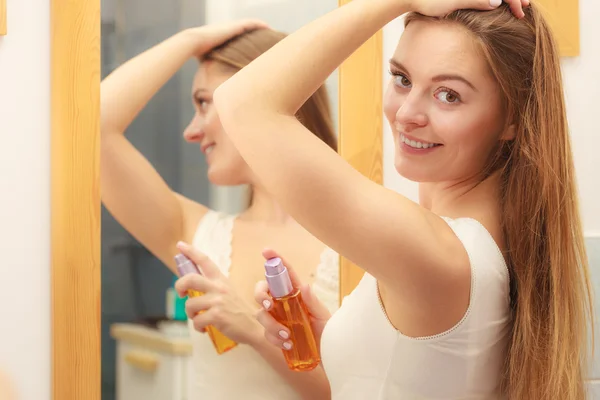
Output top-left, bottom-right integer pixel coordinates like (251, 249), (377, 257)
(264, 257), (294, 298)
(175, 253), (200, 276)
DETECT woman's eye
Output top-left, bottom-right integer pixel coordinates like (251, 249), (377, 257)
(196, 99), (211, 112)
(394, 74), (412, 88)
(435, 90), (461, 104)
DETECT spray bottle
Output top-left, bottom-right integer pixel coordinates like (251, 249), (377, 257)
(264, 257), (320, 371)
(175, 253), (238, 355)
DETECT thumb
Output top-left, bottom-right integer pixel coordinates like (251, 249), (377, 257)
(176, 241), (222, 280)
(299, 284), (331, 320)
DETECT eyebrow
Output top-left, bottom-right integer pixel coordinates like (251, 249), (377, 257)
(192, 89), (209, 99)
(389, 59), (478, 92)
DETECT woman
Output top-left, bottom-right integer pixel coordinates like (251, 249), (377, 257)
(200, 0), (593, 398)
(101, 21), (339, 399)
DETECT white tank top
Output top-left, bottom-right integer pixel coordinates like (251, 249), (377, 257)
(320, 217), (511, 399)
(187, 210), (340, 400)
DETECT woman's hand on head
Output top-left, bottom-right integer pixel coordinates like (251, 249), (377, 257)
(254, 249), (332, 352)
(174, 241), (264, 346)
(187, 19), (269, 57)
(406, 0), (528, 19)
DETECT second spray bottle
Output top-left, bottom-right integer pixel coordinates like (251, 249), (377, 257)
(175, 253), (238, 355)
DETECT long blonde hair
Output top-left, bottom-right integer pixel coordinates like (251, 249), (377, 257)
(405, 3), (593, 399)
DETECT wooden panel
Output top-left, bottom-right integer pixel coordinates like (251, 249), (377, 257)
(0, 0), (6, 36)
(51, 0), (101, 398)
(537, 0), (579, 56)
(337, 0), (384, 300)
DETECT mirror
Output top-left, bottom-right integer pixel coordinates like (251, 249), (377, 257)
(51, 0), (382, 398)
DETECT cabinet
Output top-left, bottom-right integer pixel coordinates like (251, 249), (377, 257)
(111, 322), (193, 400)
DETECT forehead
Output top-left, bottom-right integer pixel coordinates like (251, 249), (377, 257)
(192, 61), (234, 94)
(394, 20), (489, 80)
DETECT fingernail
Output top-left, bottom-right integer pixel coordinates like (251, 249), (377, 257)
(278, 330), (289, 339)
(490, 0), (502, 6)
(262, 300), (271, 310)
(176, 241), (187, 249)
(283, 341), (293, 350)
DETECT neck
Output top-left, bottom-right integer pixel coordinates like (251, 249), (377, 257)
(419, 172), (502, 217)
(241, 185), (293, 225)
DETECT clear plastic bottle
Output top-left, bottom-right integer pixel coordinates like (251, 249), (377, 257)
(175, 253), (237, 355)
(264, 257), (320, 371)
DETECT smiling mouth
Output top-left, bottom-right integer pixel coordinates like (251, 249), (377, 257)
(400, 134), (441, 149)
(202, 144), (215, 154)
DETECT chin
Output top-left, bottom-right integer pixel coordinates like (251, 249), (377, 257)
(394, 159), (435, 183)
(207, 165), (246, 186)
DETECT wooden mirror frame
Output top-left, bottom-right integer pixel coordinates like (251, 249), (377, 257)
(50, 0), (382, 398)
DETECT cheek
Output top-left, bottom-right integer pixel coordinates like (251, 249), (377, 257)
(383, 84), (403, 124)
(430, 105), (504, 173)
(204, 110), (224, 137)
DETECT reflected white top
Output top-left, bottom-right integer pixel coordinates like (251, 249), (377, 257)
(320, 217), (511, 399)
(188, 210), (340, 400)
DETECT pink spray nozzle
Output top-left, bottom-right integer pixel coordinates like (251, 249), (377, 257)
(265, 257), (285, 275)
(264, 257), (293, 298)
(174, 253), (200, 276)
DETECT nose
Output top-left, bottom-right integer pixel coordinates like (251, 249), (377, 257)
(183, 113), (204, 143)
(395, 91), (428, 132)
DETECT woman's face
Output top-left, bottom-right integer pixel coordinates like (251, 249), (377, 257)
(183, 61), (251, 186)
(383, 20), (514, 184)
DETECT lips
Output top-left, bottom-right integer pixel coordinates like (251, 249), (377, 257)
(399, 134), (441, 149)
(201, 143), (215, 154)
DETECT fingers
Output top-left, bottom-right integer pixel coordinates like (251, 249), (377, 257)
(488, 0), (527, 18)
(184, 292), (218, 319)
(256, 308), (293, 350)
(190, 308), (218, 333)
(261, 248), (303, 288)
(505, 0), (526, 18)
(175, 274), (221, 298)
(254, 280), (273, 310)
(176, 241), (222, 279)
(238, 18), (270, 31)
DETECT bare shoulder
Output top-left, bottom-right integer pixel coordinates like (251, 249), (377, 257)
(175, 193), (211, 244)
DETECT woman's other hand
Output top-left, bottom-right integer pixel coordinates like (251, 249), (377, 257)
(406, 0), (528, 19)
(254, 249), (332, 351)
(186, 19), (269, 57)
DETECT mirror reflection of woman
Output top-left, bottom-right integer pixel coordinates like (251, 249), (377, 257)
(208, 0), (592, 399)
(101, 21), (339, 399)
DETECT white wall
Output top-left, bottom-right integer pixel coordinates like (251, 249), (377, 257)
(0, 1), (51, 400)
(382, 5), (600, 236)
(561, 0), (600, 237)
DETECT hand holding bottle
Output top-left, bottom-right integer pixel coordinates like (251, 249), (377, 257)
(254, 249), (332, 359)
(174, 242), (264, 348)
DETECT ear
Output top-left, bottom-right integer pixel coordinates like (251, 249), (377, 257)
(500, 124), (516, 141)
